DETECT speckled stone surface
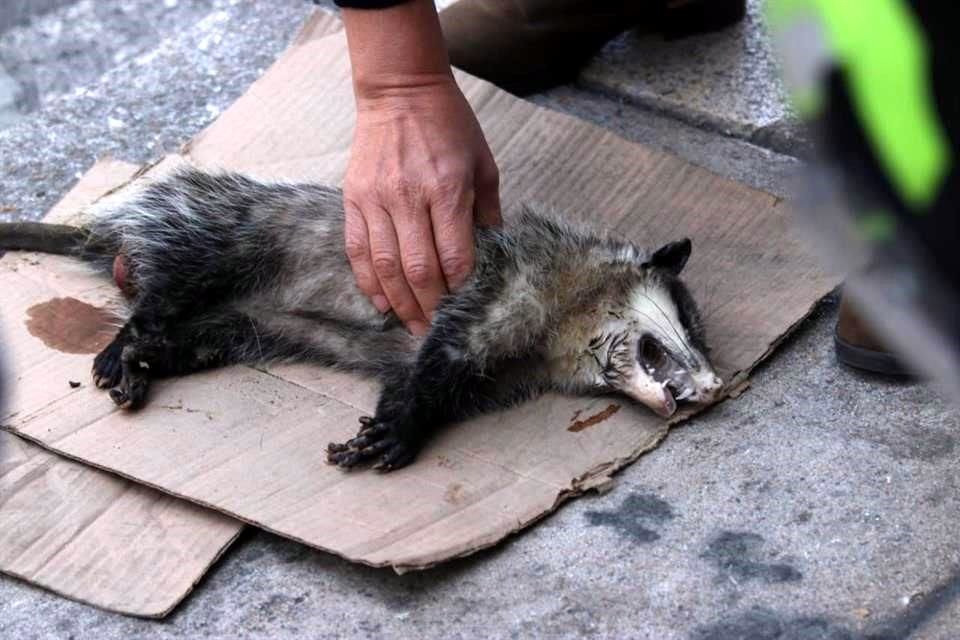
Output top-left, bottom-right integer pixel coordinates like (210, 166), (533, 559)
(0, 62), (22, 128)
(0, 0), (220, 120)
(529, 85), (800, 197)
(579, 0), (806, 156)
(0, 0), (73, 32)
(2, 2), (960, 639)
(0, 0), (333, 223)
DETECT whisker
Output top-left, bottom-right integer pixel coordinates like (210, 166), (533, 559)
(248, 316), (263, 361)
(637, 287), (694, 358)
(629, 292), (695, 361)
(627, 305), (691, 360)
(628, 307), (688, 355)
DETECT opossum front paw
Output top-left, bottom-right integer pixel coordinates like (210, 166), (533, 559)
(326, 416), (418, 472)
(92, 340), (124, 389)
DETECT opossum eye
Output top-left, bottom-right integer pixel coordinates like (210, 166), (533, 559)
(638, 336), (668, 372)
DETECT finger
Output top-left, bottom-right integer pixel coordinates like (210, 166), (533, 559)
(343, 200), (390, 313)
(365, 204), (428, 332)
(392, 197), (447, 324)
(474, 158), (502, 228)
(431, 189), (476, 292)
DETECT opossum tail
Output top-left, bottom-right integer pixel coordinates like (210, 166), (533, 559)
(0, 222), (107, 257)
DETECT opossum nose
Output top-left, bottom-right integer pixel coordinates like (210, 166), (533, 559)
(698, 376), (723, 401)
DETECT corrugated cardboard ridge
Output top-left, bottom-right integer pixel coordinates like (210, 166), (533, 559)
(1, 11), (841, 573)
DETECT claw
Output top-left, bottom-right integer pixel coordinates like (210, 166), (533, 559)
(109, 387), (133, 409)
(345, 434), (375, 450)
(327, 448), (368, 469)
(359, 440), (392, 457)
(93, 368), (119, 389)
(357, 423), (388, 439)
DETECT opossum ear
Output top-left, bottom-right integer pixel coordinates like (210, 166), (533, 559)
(648, 238), (691, 275)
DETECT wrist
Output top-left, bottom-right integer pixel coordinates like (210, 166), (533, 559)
(342, 0), (453, 102)
(353, 72), (460, 116)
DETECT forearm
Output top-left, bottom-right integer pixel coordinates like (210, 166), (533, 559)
(340, 0), (453, 102)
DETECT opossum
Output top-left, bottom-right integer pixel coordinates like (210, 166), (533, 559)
(0, 167), (723, 471)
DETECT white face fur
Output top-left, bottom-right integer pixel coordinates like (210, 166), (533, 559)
(590, 283), (722, 418)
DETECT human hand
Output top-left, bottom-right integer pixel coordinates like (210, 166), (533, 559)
(340, 1), (501, 336)
(343, 77), (501, 335)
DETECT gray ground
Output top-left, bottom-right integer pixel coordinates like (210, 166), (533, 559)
(1, 1), (959, 639)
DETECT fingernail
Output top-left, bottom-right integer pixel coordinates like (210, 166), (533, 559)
(407, 320), (429, 336)
(372, 295), (390, 313)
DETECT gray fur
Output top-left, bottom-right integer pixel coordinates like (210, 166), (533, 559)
(1, 166), (722, 470)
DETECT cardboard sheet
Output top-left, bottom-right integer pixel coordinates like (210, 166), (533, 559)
(1, 12), (840, 572)
(0, 432), (240, 618)
(0, 160), (242, 617)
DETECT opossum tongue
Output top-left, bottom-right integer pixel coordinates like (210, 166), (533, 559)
(658, 384), (677, 417)
(626, 374), (678, 418)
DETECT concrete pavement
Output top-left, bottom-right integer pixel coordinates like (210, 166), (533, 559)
(1, 2), (958, 638)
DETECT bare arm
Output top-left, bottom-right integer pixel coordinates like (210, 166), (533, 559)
(340, 0), (501, 335)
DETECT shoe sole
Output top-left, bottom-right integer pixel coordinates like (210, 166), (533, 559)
(834, 331), (913, 377)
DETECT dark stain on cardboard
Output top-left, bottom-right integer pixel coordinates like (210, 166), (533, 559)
(585, 491), (675, 543)
(436, 455), (457, 470)
(157, 403), (215, 421)
(444, 483), (465, 505)
(26, 297), (118, 355)
(568, 404), (621, 432)
(701, 531), (802, 584)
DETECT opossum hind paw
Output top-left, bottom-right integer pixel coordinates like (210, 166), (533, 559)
(92, 340), (124, 389)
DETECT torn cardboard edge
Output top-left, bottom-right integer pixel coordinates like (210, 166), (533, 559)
(2, 8), (841, 577)
(0, 160), (244, 618)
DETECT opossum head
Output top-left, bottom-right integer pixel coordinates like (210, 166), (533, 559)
(584, 239), (722, 418)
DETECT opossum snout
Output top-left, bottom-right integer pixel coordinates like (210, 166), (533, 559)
(684, 372), (723, 404)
